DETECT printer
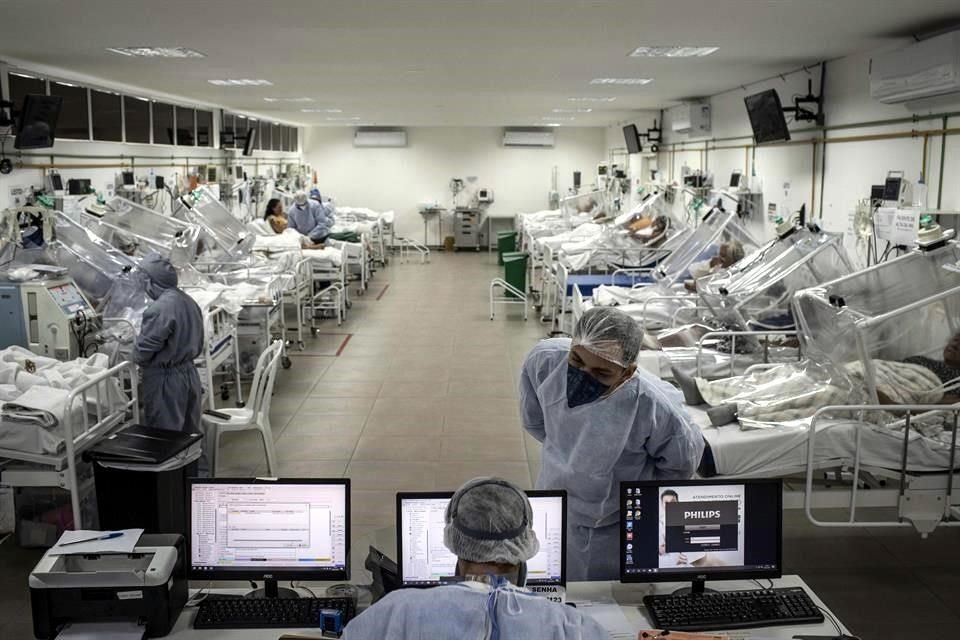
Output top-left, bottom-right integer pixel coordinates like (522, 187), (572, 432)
(29, 533), (187, 639)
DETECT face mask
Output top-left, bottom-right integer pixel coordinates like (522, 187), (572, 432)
(566, 363), (610, 408)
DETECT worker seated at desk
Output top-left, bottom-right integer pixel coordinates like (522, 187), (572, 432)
(342, 477), (609, 640)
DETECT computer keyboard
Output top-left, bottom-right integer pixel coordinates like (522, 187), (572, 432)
(643, 587), (825, 632)
(194, 595), (356, 630)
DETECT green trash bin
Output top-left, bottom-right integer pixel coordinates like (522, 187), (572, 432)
(496, 231), (518, 266)
(502, 251), (528, 298)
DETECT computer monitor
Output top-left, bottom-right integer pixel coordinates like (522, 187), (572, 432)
(620, 479), (781, 594)
(188, 478), (350, 598)
(396, 490), (566, 588)
(15, 94), (62, 150)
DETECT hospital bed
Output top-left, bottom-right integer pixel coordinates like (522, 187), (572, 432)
(0, 359), (139, 530)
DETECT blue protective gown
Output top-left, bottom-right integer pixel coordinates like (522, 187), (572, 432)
(288, 200), (334, 242)
(342, 582), (609, 640)
(520, 338), (703, 581)
(134, 285), (204, 434)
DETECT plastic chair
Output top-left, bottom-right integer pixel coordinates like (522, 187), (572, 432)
(201, 339), (284, 476)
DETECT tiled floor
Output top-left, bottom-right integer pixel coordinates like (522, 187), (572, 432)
(2, 252), (960, 638)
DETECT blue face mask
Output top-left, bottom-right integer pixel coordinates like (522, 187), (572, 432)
(566, 363), (610, 408)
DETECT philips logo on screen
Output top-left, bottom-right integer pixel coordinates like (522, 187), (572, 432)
(684, 510), (721, 520)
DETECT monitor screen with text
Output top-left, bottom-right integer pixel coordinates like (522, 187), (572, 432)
(397, 491), (566, 586)
(190, 480), (349, 580)
(620, 479), (781, 583)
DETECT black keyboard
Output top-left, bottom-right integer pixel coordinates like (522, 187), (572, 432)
(194, 596), (356, 630)
(643, 587), (824, 632)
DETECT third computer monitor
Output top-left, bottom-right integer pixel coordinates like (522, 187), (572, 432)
(397, 490), (566, 587)
(620, 479), (782, 587)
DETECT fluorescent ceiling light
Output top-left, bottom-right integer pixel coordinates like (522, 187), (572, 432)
(54, 81), (79, 88)
(553, 108), (592, 113)
(542, 123), (563, 127)
(107, 47), (205, 58)
(629, 46), (718, 58)
(208, 79), (273, 87)
(542, 116), (574, 121)
(264, 97), (314, 103)
(568, 96), (616, 102)
(301, 108), (344, 113)
(590, 78), (653, 85)
(325, 116), (361, 121)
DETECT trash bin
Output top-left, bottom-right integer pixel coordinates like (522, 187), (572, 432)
(85, 425), (203, 540)
(502, 252), (528, 298)
(497, 231), (518, 265)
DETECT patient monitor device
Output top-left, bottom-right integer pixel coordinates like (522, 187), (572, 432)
(30, 533), (188, 638)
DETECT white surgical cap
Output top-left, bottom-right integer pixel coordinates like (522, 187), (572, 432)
(294, 190), (308, 205)
(572, 306), (643, 368)
(444, 477), (539, 565)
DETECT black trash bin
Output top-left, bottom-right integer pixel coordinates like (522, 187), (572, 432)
(85, 425), (203, 540)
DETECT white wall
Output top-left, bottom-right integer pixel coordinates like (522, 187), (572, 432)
(655, 44), (960, 268)
(303, 126), (606, 243)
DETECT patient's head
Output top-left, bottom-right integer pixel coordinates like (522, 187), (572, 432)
(717, 240), (745, 268)
(945, 333), (960, 366)
(264, 198), (283, 220)
(652, 216), (668, 234)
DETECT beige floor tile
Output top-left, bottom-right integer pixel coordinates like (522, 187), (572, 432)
(275, 459), (349, 478)
(297, 397), (377, 415)
(447, 380), (517, 397)
(351, 490), (396, 527)
(442, 416), (522, 438)
(309, 380), (383, 397)
(362, 415), (445, 436)
(282, 414), (367, 437)
(370, 397), (445, 415)
(346, 461), (437, 491)
(377, 381), (448, 398)
(434, 461), (533, 490)
(352, 435), (443, 461)
(274, 433), (361, 460)
(440, 435), (526, 462)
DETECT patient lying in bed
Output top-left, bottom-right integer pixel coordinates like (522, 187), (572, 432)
(672, 334), (960, 428)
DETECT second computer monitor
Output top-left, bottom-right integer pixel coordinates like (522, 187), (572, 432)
(620, 479), (782, 590)
(188, 478), (350, 584)
(397, 490), (566, 587)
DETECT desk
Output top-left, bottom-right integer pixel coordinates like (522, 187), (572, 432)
(165, 575), (849, 639)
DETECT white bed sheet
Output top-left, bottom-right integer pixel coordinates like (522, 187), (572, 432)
(693, 406), (957, 478)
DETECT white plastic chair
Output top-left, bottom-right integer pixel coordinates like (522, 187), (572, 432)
(201, 339), (284, 476)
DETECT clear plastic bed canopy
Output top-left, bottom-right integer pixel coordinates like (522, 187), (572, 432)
(175, 187), (255, 257)
(71, 196), (202, 267)
(560, 190), (614, 226)
(795, 242), (960, 402)
(44, 211), (139, 303)
(698, 225), (853, 330)
(653, 208), (762, 286)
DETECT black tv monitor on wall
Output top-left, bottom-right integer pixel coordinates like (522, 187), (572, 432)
(242, 127), (258, 156)
(623, 124), (642, 154)
(744, 89), (791, 144)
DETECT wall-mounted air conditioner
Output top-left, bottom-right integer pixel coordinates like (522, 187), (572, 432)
(870, 30), (960, 104)
(670, 101), (711, 135)
(353, 128), (407, 148)
(503, 128), (555, 147)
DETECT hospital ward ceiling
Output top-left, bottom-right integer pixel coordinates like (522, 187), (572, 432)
(0, 0), (958, 127)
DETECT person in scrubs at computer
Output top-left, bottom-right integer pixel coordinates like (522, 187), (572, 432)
(342, 477), (609, 640)
(520, 307), (703, 581)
